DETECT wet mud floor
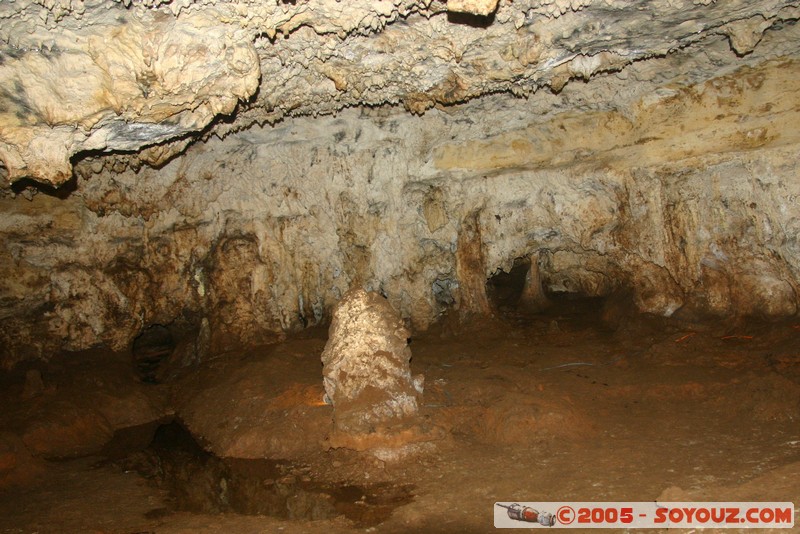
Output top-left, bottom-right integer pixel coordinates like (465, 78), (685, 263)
(1, 298), (799, 533)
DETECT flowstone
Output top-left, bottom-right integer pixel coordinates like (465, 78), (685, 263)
(321, 289), (424, 450)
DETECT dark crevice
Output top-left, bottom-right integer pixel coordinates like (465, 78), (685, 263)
(10, 174), (78, 200)
(113, 421), (415, 527)
(132, 324), (175, 384)
(486, 257), (531, 311)
(446, 10), (496, 28)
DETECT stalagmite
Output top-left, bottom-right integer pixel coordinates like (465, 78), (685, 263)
(455, 211), (493, 321)
(321, 289), (424, 450)
(519, 256), (551, 313)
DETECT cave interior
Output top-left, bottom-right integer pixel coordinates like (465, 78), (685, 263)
(1, 0), (799, 532)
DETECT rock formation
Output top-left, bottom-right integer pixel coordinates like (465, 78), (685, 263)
(2, 1), (799, 186)
(321, 289), (423, 449)
(1, 1), (800, 367)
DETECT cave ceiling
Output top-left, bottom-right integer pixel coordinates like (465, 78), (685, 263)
(1, 0), (799, 187)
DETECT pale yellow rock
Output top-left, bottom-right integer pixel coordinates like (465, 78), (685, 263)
(321, 289), (423, 447)
(447, 0), (500, 16)
(1, 0), (799, 185)
(0, 8), (260, 185)
(422, 188), (449, 233)
(434, 60), (800, 173)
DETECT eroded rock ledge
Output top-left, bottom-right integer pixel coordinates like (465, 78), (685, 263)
(2, 0), (799, 185)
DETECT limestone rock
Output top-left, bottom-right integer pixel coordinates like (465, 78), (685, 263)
(2, 0), (800, 185)
(321, 289), (423, 443)
(447, 0), (500, 17)
(519, 257), (551, 313)
(455, 211), (493, 321)
(0, 7), (260, 185)
(3, 3), (800, 367)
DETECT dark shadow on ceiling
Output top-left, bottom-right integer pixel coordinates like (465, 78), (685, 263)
(10, 174), (78, 200)
(446, 11), (496, 28)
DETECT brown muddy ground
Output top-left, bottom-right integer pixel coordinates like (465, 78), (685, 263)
(1, 298), (799, 533)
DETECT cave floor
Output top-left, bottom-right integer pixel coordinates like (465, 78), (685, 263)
(1, 303), (799, 533)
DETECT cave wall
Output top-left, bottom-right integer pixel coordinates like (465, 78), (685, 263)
(2, 29), (799, 368)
